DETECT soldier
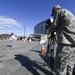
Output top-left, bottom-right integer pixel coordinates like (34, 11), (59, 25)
(51, 5), (75, 75)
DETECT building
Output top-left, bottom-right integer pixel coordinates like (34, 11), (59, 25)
(34, 19), (48, 35)
(33, 19), (49, 41)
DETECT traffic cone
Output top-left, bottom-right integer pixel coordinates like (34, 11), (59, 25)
(41, 44), (45, 54)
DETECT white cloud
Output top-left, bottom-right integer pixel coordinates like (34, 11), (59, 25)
(7, 30), (20, 33)
(0, 16), (21, 29)
(0, 26), (7, 29)
(2, 30), (4, 33)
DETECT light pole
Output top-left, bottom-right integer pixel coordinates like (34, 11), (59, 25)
(24, 26), (26, 37)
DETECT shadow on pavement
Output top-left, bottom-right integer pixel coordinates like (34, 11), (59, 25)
(39, 54), (54, 75)
(30, 50), (41, 53)
(15, 54), (51, 75)
(7, 45), (12, 47)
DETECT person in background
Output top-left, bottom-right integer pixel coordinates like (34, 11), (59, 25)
(50, 5), (75, 75)
(10, 33), (16, 47)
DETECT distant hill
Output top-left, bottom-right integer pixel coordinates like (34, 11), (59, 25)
(0, 34), (11, 40)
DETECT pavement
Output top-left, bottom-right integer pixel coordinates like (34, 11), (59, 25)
(0, 40), (40, 61)
(0, 40), (52, 75)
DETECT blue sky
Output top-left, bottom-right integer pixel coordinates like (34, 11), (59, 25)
(0, 0), (75, 36)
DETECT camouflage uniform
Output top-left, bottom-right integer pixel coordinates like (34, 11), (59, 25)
(51, 6), (75, 75)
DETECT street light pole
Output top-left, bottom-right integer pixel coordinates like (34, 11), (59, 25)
(24, 26), (26, 37)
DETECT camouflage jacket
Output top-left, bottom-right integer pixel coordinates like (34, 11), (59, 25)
(51, 9), (75, 45)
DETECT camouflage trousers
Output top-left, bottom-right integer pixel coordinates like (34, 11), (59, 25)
(54, 45), (75, 75)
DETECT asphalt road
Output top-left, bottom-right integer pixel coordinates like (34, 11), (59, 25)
(0, 40), (52, 75)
